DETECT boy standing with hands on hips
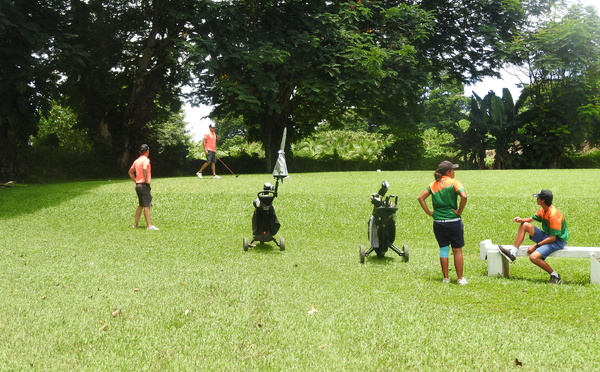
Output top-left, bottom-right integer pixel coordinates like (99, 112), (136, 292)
(128, 144), (159, 230)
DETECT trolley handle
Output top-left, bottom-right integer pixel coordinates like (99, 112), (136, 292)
(384, 195), (398, 207)
(257, 190), (277, 198)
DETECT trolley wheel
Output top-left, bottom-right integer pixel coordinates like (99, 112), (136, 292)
(279, 237), (285, 251)
(359, 245), (366, 264)
(243, 237), (249, 252)
(403, 244), (409, 262)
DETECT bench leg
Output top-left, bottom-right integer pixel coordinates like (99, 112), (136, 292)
(590, 253), (600, 284)
(487, 251), (508, 277)
(502, 257), (510, 278)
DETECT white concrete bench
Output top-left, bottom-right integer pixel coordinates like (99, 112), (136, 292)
(479, 239), (600, 284)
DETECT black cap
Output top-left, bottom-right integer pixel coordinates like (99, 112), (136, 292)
(139, 144), (150, 153)
(437, 160), (459, 174)
(208, 124), (215, 128)
(533, 189), (553, 205)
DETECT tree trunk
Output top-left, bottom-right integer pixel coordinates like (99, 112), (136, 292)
(260, 114), (286, 172)
(0, 128), (25, 181)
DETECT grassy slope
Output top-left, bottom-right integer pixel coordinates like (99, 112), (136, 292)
(0, 170), (599, 371)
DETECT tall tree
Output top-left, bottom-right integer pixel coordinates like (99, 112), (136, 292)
(507, 4), (600, 168)
(188, 0), (554, 170)
(0, 0), (62, 180)
(488, 88), (520, 169)
(54, 0), (202, 166)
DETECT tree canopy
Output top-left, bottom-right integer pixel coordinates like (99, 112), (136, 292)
(186, 0), (554, 170)
(5, 0), (600, 179)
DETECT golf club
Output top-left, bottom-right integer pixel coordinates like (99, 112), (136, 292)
(218, 158), (239, 177)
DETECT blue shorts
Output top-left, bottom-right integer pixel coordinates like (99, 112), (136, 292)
(530, 227), (566, 259)
(433, 219), (464, 249)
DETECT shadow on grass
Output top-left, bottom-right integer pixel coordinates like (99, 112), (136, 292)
(0, 181), (104, 220)
(243, 242), (285, 254)
(362, 255), (408, 265)
(480, 270), (590, 286)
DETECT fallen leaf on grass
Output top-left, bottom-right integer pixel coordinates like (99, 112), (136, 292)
(99, 324), (109, 331)
(257, 324), (263, 329)
(307, 304), (319, 315)
(112, 310), (121, 317)
(318, 344), (328, 349)
(183, 309), (191, 316)
(515, 358), (523, 366)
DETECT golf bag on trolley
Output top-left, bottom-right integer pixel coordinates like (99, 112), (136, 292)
(243, 128), (288, 252)
(243, 181), (285, 251)
(359, 181), (409, 263)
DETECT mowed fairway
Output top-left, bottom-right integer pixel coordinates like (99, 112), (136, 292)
(1, 169), (599, 371)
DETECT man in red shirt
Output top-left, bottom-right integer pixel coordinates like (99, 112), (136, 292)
(128, 144), (159, 230)
(196, 124), (221, 179)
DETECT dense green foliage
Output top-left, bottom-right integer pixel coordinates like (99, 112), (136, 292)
(507, 4), (600, 168)
(1, 170), (599, 369)
(187, 0), (555, 170)
(0, 0), (60, 179)
(2, 0), (600, 180)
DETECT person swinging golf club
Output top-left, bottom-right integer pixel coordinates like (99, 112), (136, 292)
(498, 189), (569, 284)
(196, 124), (221, 179)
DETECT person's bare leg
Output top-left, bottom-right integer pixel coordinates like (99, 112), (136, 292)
(440, 257), (449, 279)
(143, 206), (152, 227)
(134, 206), (143, 226)
(197, 162), (209, 174)
(513, 222), (535, 248)
(530, 251), (553, 274)
(453, 248), (464, 279)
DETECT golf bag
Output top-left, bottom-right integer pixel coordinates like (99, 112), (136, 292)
(252, 186), (280, 242)
(243, 182), (285, 251)
(360, 181), (409, 263)
(243, 127), (288, 252)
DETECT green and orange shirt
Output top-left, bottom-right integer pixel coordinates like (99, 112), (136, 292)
(426, 176), (465, 220)
(532, 205), (569, 242)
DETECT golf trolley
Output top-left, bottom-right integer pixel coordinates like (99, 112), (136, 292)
(359, 181), (409, 263)
(243, 180), (285, 251)
(243, 127), (289, 252)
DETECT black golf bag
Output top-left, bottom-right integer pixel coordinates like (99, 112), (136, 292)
(252, 189), (280, 242)
(360, 181), (409, 263)
(243, 182), (285, 251)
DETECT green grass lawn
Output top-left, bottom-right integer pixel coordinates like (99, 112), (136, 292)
(1, 170), (599, 371)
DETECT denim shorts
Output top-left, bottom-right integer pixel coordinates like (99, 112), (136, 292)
(530, 227), (566, 259)
(433, 219), (464, 249)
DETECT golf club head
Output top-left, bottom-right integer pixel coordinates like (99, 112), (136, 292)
(378, 181), (389, 197)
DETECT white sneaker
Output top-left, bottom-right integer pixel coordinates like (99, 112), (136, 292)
(442, 278), (450, 284)
(146, 225), (159, 230)
(457, 278), (468, 285)
(213, 175), (221, 179)
(196, 172), (202, 179)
